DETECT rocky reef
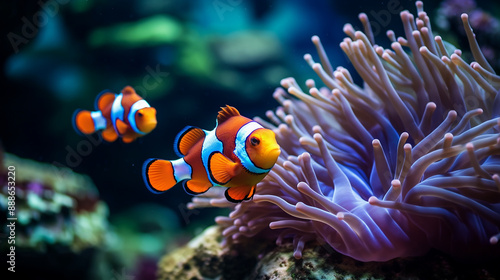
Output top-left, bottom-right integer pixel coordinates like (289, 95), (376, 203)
(157, 225), (500, 279)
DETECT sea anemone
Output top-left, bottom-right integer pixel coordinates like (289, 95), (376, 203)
(188, 1), (500, 262)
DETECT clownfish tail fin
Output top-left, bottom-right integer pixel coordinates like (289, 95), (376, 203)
(72, 109), (96, 135)
(143, 158), (189, 194)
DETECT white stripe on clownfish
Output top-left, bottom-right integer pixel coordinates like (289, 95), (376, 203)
(90, 111), (107, 131)
(201, 127), (223, 186)
(128, 99), (151, 134)
(171, 158), (192, 182)
(198, 121), (270, 186)
(111, 93), (124, 133)
(234, 121), (270, 174)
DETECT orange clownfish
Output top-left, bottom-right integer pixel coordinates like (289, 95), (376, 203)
(142, 106), (281, 203)
(73, 86), (157, 143)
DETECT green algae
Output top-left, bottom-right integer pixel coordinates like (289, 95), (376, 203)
(88, 15), (182, 48)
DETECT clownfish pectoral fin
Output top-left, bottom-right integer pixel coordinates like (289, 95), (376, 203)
(142, 158), (178, 193)
(174, 126), (205, 157)
(94, 90), (115, 111)
(122, 136), (135, 143)
(73, 110), (96, 135)
(183, 180), (212, 195)
(245, 185), (256, 200)
(115, 119), (128, 135)
(216, 105), (240, 124)
(224, 185), (255, 203)
(208, 152), (240, 185)
(101, 126), (118, 142)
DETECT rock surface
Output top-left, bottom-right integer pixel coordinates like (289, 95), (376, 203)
(157, 226), (261, 280)
(158, 225), (500, 280)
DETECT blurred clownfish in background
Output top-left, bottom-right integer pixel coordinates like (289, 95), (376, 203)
(72, 86), (157, 143)
(142, 106), (281, 203)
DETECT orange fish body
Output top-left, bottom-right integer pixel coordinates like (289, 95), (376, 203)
(143, 106), (281, 202)
(73, 86), (157, 143)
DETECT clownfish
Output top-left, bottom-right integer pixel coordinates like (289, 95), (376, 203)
(72, 86), (157, 143)
(142, 106), (281, 203)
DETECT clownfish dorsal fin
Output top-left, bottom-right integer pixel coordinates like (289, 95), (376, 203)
(217, 105), (240, 124)
(208, 152), (240, 185)
(174, 126), (205, 157)
(94, 90), (115, 111)
(115, 119), (128, 135)
(121, 86), (136, 95)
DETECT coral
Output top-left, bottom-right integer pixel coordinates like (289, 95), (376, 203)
(157, 226), (261, 280)
(157, 226), (223, 280)
(0, 152), (119, 279)
(188, 1), (500, 262)
(0, 153), (110, 251)
(157, 225), (500, 279)
(250, 244), (500, 280)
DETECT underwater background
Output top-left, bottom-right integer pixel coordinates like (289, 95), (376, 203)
(2, 0), (500, 279)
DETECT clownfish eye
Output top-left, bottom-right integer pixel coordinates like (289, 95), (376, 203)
(138, 112), (143, 117)
(250, 137), (260, 146)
